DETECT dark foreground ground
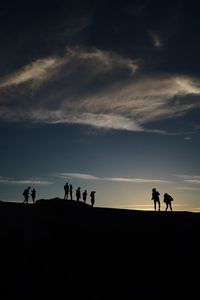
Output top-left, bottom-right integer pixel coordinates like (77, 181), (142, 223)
(0, 198), (199, 300)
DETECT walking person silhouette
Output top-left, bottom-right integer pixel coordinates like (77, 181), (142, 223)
(23, 187), (31, 203)
(31, 188), (36, 203)
(163, 193), (173, 211)
(82, 190), (87, 203)
(69, 184), (73, 201)
(151, 188), (160, 211)
(76, 187), (81, 201)
(64, 182), (69, 200)
(90, 191), (96, 207)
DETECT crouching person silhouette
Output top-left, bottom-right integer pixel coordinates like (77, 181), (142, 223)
(151, 188), (160, 211)
(164, 193), (173, 211)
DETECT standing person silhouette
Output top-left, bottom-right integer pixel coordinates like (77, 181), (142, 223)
(76, 187), (81, 201)
(163, 193), (173, 211)
(151, 188), (160, 211)
(31, 188), (36, 203)
(23, 187), (31, 203)
(69, 184), (73, 201)
(90, 191), (96, 207)
(64, 182), (69, 200)
(82, 190), (87, 203)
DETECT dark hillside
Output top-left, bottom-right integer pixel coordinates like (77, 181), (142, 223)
(0, 199), (199, 300)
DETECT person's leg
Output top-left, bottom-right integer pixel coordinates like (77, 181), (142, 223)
(154, 200), (156, 211)
(166, 203), (168, 211)
(169, 202), (172, 211)
(158, 200), (160, 211)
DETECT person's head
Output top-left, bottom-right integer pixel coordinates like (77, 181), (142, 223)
(152, 188), (156, 192)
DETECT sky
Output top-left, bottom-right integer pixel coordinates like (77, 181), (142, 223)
(0, 0), (200, 211)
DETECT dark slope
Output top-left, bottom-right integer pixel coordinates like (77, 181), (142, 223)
(0, 199), (199, 300)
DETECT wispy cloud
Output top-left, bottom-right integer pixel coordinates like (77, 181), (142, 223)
(0, 176), (53, 185)
(149, 31), (162, 48)
(0, 57), (65, 89)
(175, 186), (200, 191)
(176, 174), (200, 184)
(0, 46), (138, 90)
(54, 172), (169, 183)
(33, 111), (144, 132)
(104, 177), (169, 183)
(1, 46), (200, 132)
(56, 172), (100, 180)
(184, 180), (200, 184)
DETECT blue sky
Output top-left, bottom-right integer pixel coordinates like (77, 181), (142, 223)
(0, 0), (200, 211)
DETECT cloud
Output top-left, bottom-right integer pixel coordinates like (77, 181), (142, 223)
(54, 172), (169, 183)
(175, 186), (200, 191)
(0, 176), (53, 185)
(149, 31), (162, 48)
(175, 174), (200, 185)
(0, 46), (200, 132)
(177, 175), (200, 180)
(184, 180), (200, 184)
(0, 57), (65, 89)
(76, 75), (200, 125)
(0, 46), (138, 90)
(176, 174), (200, 183)
(184, 137), (191, 140)
(105, 177), (169, 183)
(57, 172), (100, 181)
(33, 111), (144, 131)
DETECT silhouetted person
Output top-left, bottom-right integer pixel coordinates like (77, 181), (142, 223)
(23, 187), (31, 203)
(69, 184), (73, 200)
(31, 188), (36, 203)
(90, 191), (96, 207)
(82, 190), (87, 203)
(151, 188), (160, 211)
(64, 182), (69, 200)
(164, 193), (173, 211)
(76, 187), (81, 201)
